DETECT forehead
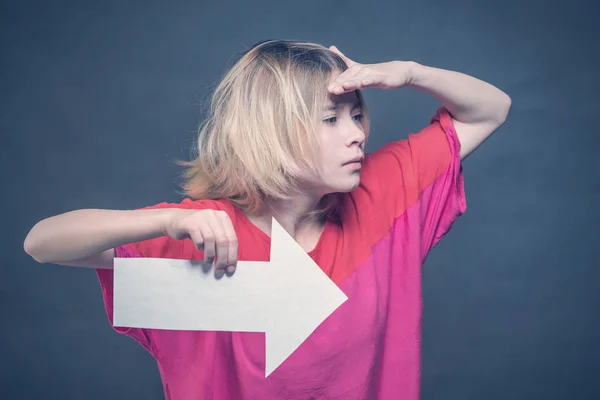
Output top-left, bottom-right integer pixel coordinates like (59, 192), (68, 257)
(324, 90), (362, 110)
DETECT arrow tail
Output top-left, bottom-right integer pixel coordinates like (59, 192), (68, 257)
(113, 258), (273, 332)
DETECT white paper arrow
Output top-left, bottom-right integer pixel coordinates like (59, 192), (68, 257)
(113, 217), (348, 377)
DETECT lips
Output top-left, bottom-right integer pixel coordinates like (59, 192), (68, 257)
(343, 157), (364, 166)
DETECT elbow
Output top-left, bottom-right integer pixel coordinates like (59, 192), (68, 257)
(23, 234), (38, 262)
(496, 92), (512, 124)
(23, 229), (46, 264)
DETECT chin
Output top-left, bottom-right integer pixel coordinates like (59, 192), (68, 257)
(329, 177), (361, 193)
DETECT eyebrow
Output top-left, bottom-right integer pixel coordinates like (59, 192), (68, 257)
(325, 100), (362, 111)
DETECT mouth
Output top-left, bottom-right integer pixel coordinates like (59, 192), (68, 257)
(342, 157), (364, 169)
(342, 157), (364, 166)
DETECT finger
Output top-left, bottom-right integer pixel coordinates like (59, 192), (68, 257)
(200, 220), (217, 265)
(330, 83), (356, 94)
(207, 213), (230, 277)
(329, 45), (356, 67)
(330, 46), (349, 62)
(343, 75), (383, 90)
(217, 213), (238, 276)
(225, 264), (236, 276)
(329, 67), (363, 93)
(188, 228), (205, 252)
(359, 75), (387, 90)
(340, 65), (364, 81)
(332, 71), (369, 93)
(334, 69), (385, 94)
(332, 80), (363, 94)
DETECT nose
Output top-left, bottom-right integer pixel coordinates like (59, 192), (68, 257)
(344, 119), (366, 148)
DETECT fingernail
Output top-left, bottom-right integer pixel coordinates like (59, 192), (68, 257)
(226, 265), (236, 276)
(215, 269), (225, 279)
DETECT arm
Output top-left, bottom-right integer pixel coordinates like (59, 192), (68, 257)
(23, 208), (172, 268)
(407, 62), (512, 160)
(326, 46), (512, 160)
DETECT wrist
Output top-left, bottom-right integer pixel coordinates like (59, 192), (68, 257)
(157, 208), (178, 237)
(405, 61), (428, 87)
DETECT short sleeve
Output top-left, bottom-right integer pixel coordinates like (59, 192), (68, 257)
(96, 246), (155, 354)
(95, 198), (204, 355)
(363, 106), (467, 258)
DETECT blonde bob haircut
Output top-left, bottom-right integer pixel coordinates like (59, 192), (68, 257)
(177, 39), (370, 220)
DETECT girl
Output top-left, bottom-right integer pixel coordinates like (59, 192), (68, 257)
(24, 40), (511, 399)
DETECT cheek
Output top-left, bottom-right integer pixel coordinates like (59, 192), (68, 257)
(316, 132), (343, 175)
(315, 140), (330, 162)
(319, 147), (337, 170)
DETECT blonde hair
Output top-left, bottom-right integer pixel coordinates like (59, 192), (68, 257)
(176, 40), (370, 219)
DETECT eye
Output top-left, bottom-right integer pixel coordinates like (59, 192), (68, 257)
(353, 113), (364, 121)
(323, 117), (337, 124)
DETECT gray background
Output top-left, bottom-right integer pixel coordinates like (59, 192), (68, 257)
(3, 0), (599, 398)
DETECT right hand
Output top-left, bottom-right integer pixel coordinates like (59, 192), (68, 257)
(164, 209), (238, 278)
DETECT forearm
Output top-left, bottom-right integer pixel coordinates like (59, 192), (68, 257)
(24, 208), (172, 263)
(407, 62), (511, 124)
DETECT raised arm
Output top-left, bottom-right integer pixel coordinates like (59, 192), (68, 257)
(407, 63), (511, 160)
(326, 45), (512, 160)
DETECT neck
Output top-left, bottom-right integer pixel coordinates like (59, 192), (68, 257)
(246, 191), (326, 239)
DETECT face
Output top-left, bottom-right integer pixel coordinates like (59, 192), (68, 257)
(300, 74), (367, 196)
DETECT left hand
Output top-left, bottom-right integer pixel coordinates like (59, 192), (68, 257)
(327, 45), (415, 95)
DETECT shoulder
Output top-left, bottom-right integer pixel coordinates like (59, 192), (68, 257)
(338, 107), (461, 224)
(364, 108), (456, 180)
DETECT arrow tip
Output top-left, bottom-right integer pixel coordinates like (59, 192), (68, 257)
(263, 216), (348, 377)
